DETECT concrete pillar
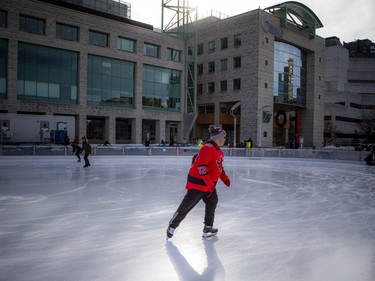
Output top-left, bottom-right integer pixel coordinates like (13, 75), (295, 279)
(134, 117), (142, 144)
(78, 114), (86, 139)
(107, 115), (116, 144)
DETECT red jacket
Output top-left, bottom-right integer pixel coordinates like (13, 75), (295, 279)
(186, 140), (229, 193)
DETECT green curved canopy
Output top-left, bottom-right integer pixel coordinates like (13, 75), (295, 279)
(264, 1), (323, 38)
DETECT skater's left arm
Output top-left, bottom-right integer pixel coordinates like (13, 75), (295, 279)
(220, 170), (230, 187)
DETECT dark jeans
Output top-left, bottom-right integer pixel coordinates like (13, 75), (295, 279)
(169, 189), (218, 229)
(83, 153), (90, 166)
(75, 147), (81, 160)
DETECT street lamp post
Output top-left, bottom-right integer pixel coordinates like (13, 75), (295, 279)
(230, 102), (241, 146)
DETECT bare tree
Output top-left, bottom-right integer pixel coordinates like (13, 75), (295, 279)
(324, 121), (342, 146)
(357, 111), (375, 144)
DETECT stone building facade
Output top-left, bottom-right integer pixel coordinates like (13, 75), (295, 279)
(192, 6), (325, 147)
(0, 0), (185, 144)
(0, 1), (326, 147)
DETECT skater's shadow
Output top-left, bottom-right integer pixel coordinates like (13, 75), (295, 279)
(166, 237), (225, 281)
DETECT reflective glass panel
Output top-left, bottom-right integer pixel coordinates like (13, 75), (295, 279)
(142, 64), (181, 111)
(17, 43), (78, 103)
(273, 41), (306, 107)
(87, 55), (135, 107)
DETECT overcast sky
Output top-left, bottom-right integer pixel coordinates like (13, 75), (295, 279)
(129, 0), (374, 43)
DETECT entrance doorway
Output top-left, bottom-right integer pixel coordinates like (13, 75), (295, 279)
(169, 125), (177, 145)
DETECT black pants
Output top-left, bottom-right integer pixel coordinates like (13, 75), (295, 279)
(75, 147), (81, 160)
(84, 153), (90, 166)
(169, 189), (218, 229)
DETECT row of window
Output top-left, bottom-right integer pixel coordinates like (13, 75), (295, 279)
(197, 78), (241, 95)
(197, 56), (241, 75)
(334, 101), (375, 110)
(324, 115), (362, 123)
(195, 34), (242, 55)
(0, 10), (182, 62)
(87, 118), (173, 144)
(9, 42), (181, 111)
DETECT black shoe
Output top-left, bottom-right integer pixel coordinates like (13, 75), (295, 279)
(202, 225), (218, 237)
(166, 226), (175, 239)
(83, 165), (88, 168)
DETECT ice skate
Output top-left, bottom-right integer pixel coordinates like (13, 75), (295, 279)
(202, 225), (218, 237)
(166, 226), (175, 240)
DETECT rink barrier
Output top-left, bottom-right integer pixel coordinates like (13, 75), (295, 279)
(0, 145), (370, 162)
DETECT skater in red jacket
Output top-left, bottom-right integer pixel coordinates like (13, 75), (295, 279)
(166, 125), (231, 239)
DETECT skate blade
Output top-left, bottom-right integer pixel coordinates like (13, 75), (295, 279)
(202, 232), (217, 238)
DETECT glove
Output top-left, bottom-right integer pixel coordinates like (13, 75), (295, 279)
(224, 178), (230, 187)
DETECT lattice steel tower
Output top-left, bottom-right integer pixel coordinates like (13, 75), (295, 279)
(162, 0), (198, 140)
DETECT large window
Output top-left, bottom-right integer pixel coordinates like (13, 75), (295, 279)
(142, 64), (181, 111)
(89, 30), (109, 47)
(208, 82), (215, 94)
(19, 15), (45, 35)
(0, 10), (7, 28)
(234, 56), (241, 68)
(143, 43), (160, 58)
(273, 41), (307, 107)
(220, 80), (227, 92)
(168, 48), (181, 62)
(0, 39), (7, 98)
(233, 78), (241, 90)
(208, 41), (215, 53)
(234, 34), (242, 47)
(17, 43), (78, 103)
(117, 37), (135, 53)
(197, 43), (203, 55)
(86, 117), (105, 143)
(198, 104), (214, 114)
(56, 23), (79, 41)
(220, 59), (227, 71)
(208, 61), (215, 73)
(87, 55), (135, 107)
(116, 118), (132, 143)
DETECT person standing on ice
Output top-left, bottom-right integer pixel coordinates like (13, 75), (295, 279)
(166, 125), (231, 239)
(82, 136), (91, 168)
(71, 136), (82, 162)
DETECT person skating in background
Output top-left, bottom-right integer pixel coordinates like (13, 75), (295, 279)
(365, 146), (375, 166)
(82, 136), (91, 168)
(166, 125), (231, 239)
(64, 135), (70, 146)
(71, 136), (81, 162)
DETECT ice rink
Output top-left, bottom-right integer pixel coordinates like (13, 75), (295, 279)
(1, 155), (374, 281)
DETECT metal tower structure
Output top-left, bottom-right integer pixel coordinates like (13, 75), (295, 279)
(162, 0), (198, 141)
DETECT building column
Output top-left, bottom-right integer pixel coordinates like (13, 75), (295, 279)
(7, 39), (18, 108)
(107, 115), (116, 144)
(134, 117), (142, 144)
(156, 119), (166, 143)
(215, 102), (220, 126)
(78, 114), (86, 140)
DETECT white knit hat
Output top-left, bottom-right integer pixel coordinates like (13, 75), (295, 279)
(209, 125), (226, 140)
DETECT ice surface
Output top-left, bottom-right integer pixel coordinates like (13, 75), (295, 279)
(0, 156), (374, 281)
